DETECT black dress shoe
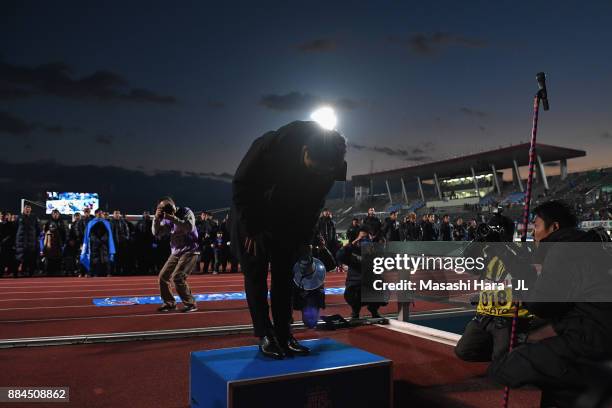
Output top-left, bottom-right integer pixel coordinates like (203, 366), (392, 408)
(284, 336), (310, 356)
(259, 335), (286, 360)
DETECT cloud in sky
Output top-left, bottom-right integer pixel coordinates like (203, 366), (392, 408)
(0, 60), (177, 104)
(0, 111), (84, 136)
(197, 171), (233, 181)
(259, 91), (359, 111)
(349, 141), (434, 162)
(0, 160), (233, 212)
(389, 32), (487, 56)
(0, 111), (34, 135)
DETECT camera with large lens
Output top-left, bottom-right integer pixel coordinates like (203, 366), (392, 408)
(475, 213), (515, 243)
(160, 203), (175, 216)
(475, 223), (505, 242)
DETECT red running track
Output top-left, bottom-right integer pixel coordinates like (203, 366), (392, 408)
(0, 272), (453, 340)
(0, 325), (540, 408)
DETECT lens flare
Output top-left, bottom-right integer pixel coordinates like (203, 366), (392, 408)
(310, 106), (337, 130)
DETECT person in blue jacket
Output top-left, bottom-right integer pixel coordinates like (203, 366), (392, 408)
(80, 209), (115, 277)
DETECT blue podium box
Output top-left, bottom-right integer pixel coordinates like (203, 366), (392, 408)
(190, 338), (392, 408)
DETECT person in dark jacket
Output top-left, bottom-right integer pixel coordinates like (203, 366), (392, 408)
(134, 211), (155, 275)
(317, 208), (338, 255)
(211, 231), (227, 274)
(381, 211), (401, 241)
(44, 210), (67, 243)
(346, 218), (360, 243)
(466, 218), (478, 241)
(220, 214), (238, 273)
(488, 200), (612, 407)
(400, 212), (421, 241)
(362, 207), (382, 241)
(109, 210), (130, 275)
(230, 120), (347, 359)
(69, 213), (83, 245)
(196, 212), (216, 274)
(76, 207), (94, 277)
(336, 227), (386, 318)
(453, 217), (467, 241)
(15, 204), (41, 277)
(439, 214), (453, 241)
(42, 209), (67, 276)
(0, 211), (18, 277)
(63, 213), (81, 277)
(76, 207), (94, 239)
(421, 213), (437, 241)
(125, 214), (136, 274)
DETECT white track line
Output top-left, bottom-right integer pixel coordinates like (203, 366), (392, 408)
(0, 304), (244, 312)
(378, 318), (461, 346)
(0, 304), (116, 311)
(0, 300), (349, 313)
(0, 302), (352, 324)
(0, 309), (245, 323)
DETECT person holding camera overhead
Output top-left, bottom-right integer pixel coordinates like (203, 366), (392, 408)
(153, 196), (199, 313)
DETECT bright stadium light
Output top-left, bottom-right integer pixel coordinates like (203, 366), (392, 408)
(310, 106), (337, 130)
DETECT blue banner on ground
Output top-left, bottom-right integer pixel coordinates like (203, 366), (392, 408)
(92, 287), (345, 306)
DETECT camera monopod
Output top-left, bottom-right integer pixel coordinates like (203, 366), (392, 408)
(503, 72), (550, 408)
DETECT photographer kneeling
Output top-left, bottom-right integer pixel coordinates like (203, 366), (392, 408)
(154, 197), (199, 313)
(336, 227), (387, 319)
(455, 211), (532, 362)
(488, 200), (612, 407)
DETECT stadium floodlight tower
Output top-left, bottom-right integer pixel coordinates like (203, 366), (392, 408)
(310, 106), (337, 130)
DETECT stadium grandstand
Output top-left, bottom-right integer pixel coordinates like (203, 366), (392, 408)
(325, 144), (612, 236)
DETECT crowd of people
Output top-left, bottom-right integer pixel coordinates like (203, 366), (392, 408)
(0, 205), (239, 278)
(2, 200), (610, 280)
(347, 207), (479, 244)
(0, 201), (531, 279)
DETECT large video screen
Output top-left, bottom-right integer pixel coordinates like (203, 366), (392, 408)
(46, 192), (100, 215)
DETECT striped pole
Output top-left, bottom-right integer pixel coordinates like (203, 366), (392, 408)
(503, 90), (543, 408)
(521, 95), (541, 242)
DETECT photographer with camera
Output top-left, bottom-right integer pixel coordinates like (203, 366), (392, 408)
(154, 197), (199, 313)
(488, 200), (612, 407)
(455, 211), (532, 362)
(336, 226), (387, 319)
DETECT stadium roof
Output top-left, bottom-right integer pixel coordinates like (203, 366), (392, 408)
(352, 143), (585, 186)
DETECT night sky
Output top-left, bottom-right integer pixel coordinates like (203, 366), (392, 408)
(2, 1), (612, 192)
